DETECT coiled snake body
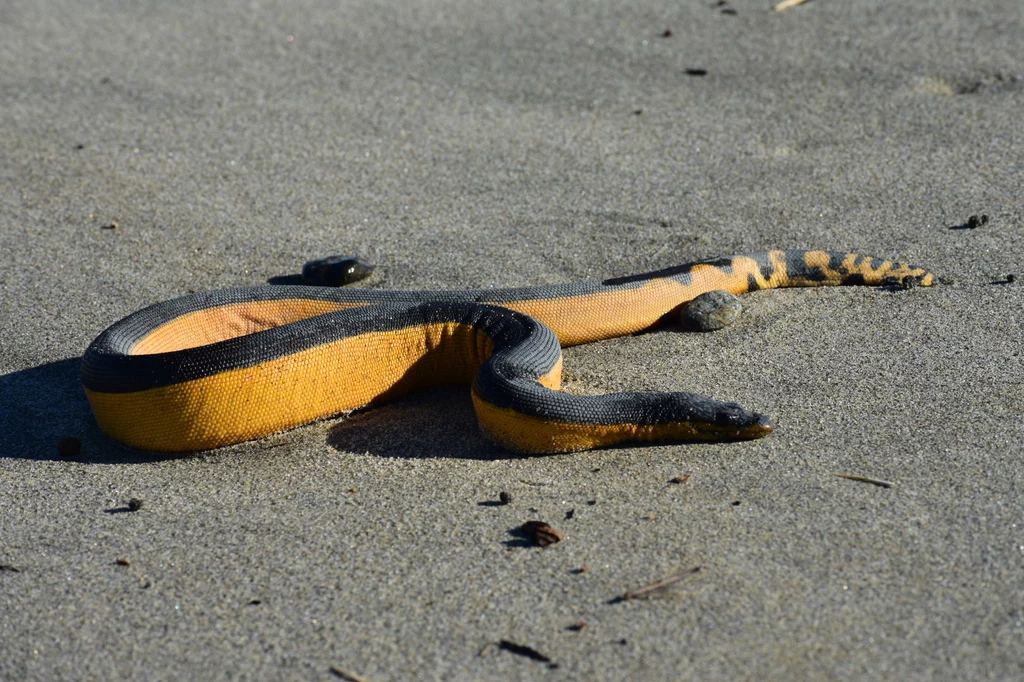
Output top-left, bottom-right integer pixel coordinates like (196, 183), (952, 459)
(82, 250), (933, 453)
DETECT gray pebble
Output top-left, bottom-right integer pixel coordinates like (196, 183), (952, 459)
(681, 290), (742, 331)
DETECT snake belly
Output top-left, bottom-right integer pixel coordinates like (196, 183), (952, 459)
(81, 250), (933, 453)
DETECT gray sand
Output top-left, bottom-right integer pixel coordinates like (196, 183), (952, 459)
(2, 1), (1023, 680)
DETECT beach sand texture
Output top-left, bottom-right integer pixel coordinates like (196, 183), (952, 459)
(2, 1), (1022, 680)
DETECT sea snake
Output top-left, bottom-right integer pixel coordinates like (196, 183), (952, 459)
(81, 250), (933, 453)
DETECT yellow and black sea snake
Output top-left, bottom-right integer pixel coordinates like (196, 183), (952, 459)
(82, 250), (933, 453)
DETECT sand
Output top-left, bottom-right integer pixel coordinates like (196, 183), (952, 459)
(2, 1), (1022, 679)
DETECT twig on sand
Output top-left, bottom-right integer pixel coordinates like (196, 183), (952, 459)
(832, 473), (893, 489)
(618, 566), (702, 602)
(775, 0), (813, 11)
(329, 665), (372, 682)
(498, 640), (553, 664)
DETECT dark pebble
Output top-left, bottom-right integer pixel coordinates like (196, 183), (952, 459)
(301, 256), (374, 287)
(127, 498), (143, 512)
(521, 520), (563, 547)
(499, 491), (512, 505)
(965, 214), (990, 229)
(681, 290), (742, 331)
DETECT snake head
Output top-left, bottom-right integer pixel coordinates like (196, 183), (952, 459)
(666, 393), (774, 441)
